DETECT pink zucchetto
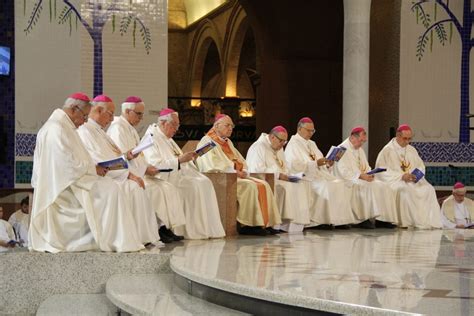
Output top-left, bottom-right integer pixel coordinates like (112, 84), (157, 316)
(215, 114), (228, 122)
(351, 126), (366, 134)
(159, 108), (176, 117)
(298, 117), (313, 124)
(453, 182), (467, 193)
(69, 92), (90, 102)
(397, 124), (412, 132)
(93, 95), (112, 103)
(271, 125), (287, 134)
(124, 96), (142, 103)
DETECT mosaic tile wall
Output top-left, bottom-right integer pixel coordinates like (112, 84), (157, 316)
(412, 142), (474, 163)
(15, 161), (33, 184)
(0, 0), (15, 188)
(425, 166), (474, 187)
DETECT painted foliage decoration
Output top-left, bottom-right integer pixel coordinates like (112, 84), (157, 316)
(411, 0), (473, 143)
(23, 0), (157, 96)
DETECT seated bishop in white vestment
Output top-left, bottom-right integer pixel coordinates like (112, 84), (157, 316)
(29, 93), (144, 253)
(196, 114), (281, 234)
(142, 109), (225, 239)
(441, 182), (474, 229)
(334, 127), (398, 227)
(77, 95), (160, 246)
(375, 124), (442, 229)
(285, 117), (355, 227)
(107, 97), (186, 242)
(246, 126), (311, 230)
(8, 196), (30, 246)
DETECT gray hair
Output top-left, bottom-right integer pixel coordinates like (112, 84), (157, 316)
(121, 102), (137, 114)
(158, 112), (178, 125)
(91, 101), (108, 109)
(63, 97), (90, 109)
(297, 121), (308, 129)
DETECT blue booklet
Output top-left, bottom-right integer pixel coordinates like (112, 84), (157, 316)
(411, 168), (425, 183)
(326, 146), (347, 162)
(195, 141), (216, 156)
(367, 167), (387, 175)
(98, 156), (128, 170)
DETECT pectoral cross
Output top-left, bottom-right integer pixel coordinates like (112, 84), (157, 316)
(401, 160), (410, 172)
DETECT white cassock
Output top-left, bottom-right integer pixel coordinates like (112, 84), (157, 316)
(8, 210), (30, 245)
(0, 219), (16, 252)
(440, 195), (474, 229)
(334, 138), (398, 223)
(285, 133), (355, 225)
(142, 124), (225, 239)
(196, 133), (281, 228)
(107, 116), (186, 231)
(30, 109), (144, 253)
(375, 138), (442, 228)
(246, 133), (311, 225)
(78, 119), (160, 245)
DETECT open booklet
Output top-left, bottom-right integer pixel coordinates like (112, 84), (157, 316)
(131, 133), (154, 156)
(326, 146), (347, 162)
(195, 141), (216, 156)
(98, 155), (128, 170)
(288, 172), (304, 183)
(367, 167), (387, 175)
(411, 168), (425, 183)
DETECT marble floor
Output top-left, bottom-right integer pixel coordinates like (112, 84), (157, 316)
(171, 229), (474, 315)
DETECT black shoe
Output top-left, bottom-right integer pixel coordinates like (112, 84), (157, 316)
(266, 227), (280, 235)
(353, 220), (375, 229)
(238, 225), (269, 236)
(159, 227), (174, 243)
(375, 220), (397, 229)
(165, 228), (184, 241)
(310, 224), (334, 230)
(335, 225), (351, 230)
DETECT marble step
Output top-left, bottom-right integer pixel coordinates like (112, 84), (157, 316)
(106, 273), (249, 315)
(36, 294), (119, 316)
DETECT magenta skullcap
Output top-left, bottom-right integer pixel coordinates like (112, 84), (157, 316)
(93, 95), (112, 102)
(159, 108), (176, 117)
(397, 124), (412, 132)
(124, 96), (143, 103)
(69, 92), (90, 102)
(215, 114), (228, 122)
(351, 126), (366, 134)
(299, 117), (313, 124)
(271, 125), (287, 134)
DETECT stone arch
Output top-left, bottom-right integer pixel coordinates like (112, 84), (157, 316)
(188, 19), (224, 103)
(222, 5), (252, 97)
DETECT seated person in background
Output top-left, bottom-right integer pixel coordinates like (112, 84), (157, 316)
(285, 117), (355, 229)
(334, 127), (398, 229)
(29, 92), (144, 253)
(375, 124), (442, 229)
(78, 95), (160, 247)
(1, 207), (17, 251)
(441, 182), (474, 229)
(8, 196), (30, 246)
(196, 114), (281, 236)
(246, 126), (311, 232)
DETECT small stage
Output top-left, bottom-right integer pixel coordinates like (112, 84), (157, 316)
(2, 230), (473, 315)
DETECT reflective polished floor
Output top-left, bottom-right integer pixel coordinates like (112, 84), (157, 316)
(171, 229), (474, 315)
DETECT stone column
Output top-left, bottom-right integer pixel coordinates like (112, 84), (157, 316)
(343, 0), (371, 150)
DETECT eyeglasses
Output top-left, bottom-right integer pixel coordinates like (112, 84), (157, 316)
(169, 121), (180, 129)
(273, 134), (288, 145)
(221, 123), (235, 129)
(75, 106), (88, 120)
(302, 126), (315, 134)
(131, 110), (144, 118)
(105, 110), (114, 117)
